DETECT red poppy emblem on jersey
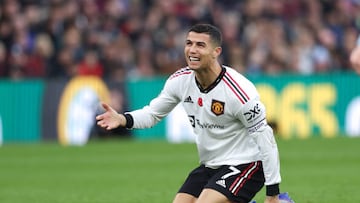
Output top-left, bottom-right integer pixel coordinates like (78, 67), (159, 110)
(198, 98), (203, 107)
(211, 99), (225, 116)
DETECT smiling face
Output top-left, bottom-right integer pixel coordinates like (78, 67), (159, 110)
(184, 31), (222, 71)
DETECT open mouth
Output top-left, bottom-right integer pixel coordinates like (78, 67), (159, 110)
(189, 56), (200, 62)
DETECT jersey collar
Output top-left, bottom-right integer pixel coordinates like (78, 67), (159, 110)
(195, 66), (226, 93)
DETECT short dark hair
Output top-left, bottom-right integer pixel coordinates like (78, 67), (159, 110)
(188, 24), (222, 46)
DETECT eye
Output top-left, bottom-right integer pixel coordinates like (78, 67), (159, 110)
(197, 42), (206, 48)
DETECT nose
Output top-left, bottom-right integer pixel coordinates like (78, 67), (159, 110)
(188, 44), (197, 54)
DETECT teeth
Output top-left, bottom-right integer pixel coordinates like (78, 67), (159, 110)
(189, 57), (200, 61)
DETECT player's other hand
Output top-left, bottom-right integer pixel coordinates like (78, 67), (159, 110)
(96, 102), (125, 130)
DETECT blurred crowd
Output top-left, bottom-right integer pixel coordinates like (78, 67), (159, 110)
(0, 0), (360, 81)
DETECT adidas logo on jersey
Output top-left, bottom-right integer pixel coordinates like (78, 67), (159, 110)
(216, 179), (226, 188)
(184, 96), (194, 103)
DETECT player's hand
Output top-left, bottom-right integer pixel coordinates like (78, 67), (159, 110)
(264, 195), (279, 203)
(96, 102), (125, 130)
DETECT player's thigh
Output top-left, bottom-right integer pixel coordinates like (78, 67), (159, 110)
(196, 188), (234, 203)
(173, 192), (197, 203)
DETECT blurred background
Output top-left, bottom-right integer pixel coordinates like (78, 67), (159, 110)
(0, 0), (360, 145)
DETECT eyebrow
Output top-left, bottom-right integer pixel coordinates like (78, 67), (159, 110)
(186, 39), (207, 46)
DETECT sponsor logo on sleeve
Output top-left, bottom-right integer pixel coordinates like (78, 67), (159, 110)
(243, 103), (261, 122)
(248, 119), (266, 134)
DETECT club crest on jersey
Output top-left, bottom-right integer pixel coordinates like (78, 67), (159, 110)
(211, 99), (225, 116)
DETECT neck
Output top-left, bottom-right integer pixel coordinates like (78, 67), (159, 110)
(195, 63), (222, 89)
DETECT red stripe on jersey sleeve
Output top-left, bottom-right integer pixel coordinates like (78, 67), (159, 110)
(223, 78), (246, 104)
(169, 68), (192, 79)
(225, 72), (250, 100)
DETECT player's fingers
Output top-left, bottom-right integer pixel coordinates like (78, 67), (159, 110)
(97, 120), (108, 128)
(101, 102), (110, 111)
(96, 115), (102, 120)
(96, 112), (110, 120)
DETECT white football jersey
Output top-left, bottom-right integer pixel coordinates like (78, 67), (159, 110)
(128, 66), (281, 186)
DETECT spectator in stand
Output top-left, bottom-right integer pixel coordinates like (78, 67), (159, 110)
(77, 49), (104, 77)
(1, 0), (360, 79)
(53, 47), (77, 78)
(0, 42), (7, 77)
(350, 35), (360, 74)
(23, 34), (53, 78)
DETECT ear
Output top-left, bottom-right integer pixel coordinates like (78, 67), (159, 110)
(212, 46), (222, 58)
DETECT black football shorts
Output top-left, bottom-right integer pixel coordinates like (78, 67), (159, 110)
(178, 161), (265, 203)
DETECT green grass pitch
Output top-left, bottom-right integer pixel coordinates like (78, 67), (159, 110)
(1, 136), (360, 203)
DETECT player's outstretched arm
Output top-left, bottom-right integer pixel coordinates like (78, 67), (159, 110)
(96, 102), (126, 130)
